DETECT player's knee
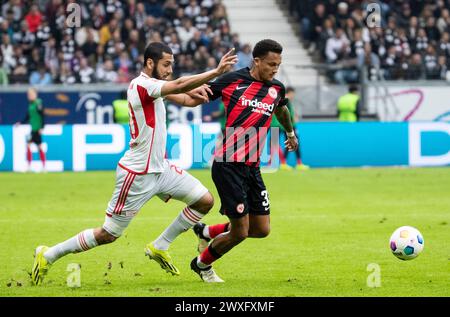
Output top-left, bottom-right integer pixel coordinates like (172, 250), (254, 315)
(202, 192), (214, 211)
(96, 228), (119, 244)
(103, 233), (118, 244)
(257, 227), (270, 238)
(190, 192), (214, 213)
(249, 225), (270, 238)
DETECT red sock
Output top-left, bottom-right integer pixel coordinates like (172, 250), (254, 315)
(208, 223), (229, 239)
(39, 148), (46, 167)
(199, 245), (221, 266)
(26, 146), (32, 164)
(297, 158), (302, 165)
(278, 147), (286, 164)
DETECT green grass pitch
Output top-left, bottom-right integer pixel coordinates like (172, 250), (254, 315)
(0, 167), (449, 297)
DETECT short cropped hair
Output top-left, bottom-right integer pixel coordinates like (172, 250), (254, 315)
(144, 42), (173, 66)
(349, 84), (359, 93)
(252, 39), (283, 58)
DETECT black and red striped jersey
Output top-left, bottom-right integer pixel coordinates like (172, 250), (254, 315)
(208, 67), (286, 167)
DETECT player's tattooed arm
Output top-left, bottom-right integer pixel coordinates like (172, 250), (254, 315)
(274, 104), (299, 152)
(274, 104), (294, 133)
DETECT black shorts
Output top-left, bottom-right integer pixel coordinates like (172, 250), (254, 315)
(28, 131), (42, 144)
(211, 161), (270, 218)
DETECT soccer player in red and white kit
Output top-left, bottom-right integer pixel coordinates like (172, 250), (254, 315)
(31, 42), (237, 285)
(191, 39), (298, 282)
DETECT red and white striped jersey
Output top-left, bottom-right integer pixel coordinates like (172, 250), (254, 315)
(118, 72), (167, 174)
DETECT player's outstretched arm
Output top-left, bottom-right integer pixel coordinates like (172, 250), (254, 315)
(274, 103), (299, 151)
(165, 84), (213, 107)
(160, 48), (237, 97)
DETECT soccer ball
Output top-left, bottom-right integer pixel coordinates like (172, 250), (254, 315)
(389, 226), (424, 260)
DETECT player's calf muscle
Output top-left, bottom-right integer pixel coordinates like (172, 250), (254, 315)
(229, 226), (249, 242)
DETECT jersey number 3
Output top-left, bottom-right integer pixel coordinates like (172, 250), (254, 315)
(261, 190), (270, 211)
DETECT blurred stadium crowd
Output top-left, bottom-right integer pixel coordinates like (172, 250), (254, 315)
(0, 0), (253, 85)
(4, 0), (448, 86)
(286, 0), (450, 83)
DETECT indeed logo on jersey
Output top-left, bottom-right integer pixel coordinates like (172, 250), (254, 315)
(241, 97), (274, 116)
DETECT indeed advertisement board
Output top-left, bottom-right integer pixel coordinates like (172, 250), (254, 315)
(0, 122), (449, 172)
(0, 90), (220, 125)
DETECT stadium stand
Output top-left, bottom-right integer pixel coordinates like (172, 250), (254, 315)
(225, 0), (317, 86)
(0, 0), (247, 85)
(283, 0), (450, 83)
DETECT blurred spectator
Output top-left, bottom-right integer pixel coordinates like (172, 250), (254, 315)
(359, 43), (381, 81)
(425, 17), (440, 42)
(115, 51), (133, 75)
(14, 21), (35, 55)
(1, 33), (15, 73)
(29, 65), (52, 85)
(113, 90), (129, 124)
(11, 46), (28, 83)
(0, 52), (9, 85)
(383, 46), (400, 80)
(424, 46), (438, 79)
(57, 62), (76, 85)
(81, 29), (99, 60)
(336, 2), (350, 29)
(437, 55), (450, 80)
(25, 4), (42, 33)
(186, 30), (203, 55)
(134, 2), (147, 29)
(164, 0), (178, 20)
(96, 58), (118, 83)
(177, 18), (197, 51)
(99, 18), (118, 46)
(148, 0), (164, 18)
(325, 28), (350, 63)
(302, 2), (326, 51)
(337, 84), (360, 122)
(235, 44), (252, 69)
(405, 53), (425, 80)
(168, 33), (182, 55)
(28, 47), (42, 74)
(185, 0), (201, 18)
(195, 7), (210, 31)
(437, 8), (450, 34)
(77, 58), (95, 84)
(35, 19), (51, 45)
(205, 56), (217, 71)
(2, 0), (23, 22)
(44, 37), (58, 77)
(91, 3), (106, 30)
(193, 45), (210, 71)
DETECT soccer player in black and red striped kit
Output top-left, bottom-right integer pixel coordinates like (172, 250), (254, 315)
(190, 39), (299, 282)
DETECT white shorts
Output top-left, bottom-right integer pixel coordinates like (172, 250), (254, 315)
(103, 160), (208, 237)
